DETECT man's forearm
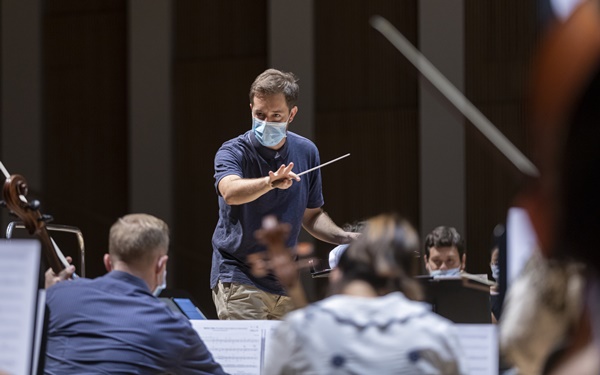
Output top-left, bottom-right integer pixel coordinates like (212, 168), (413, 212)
(303, 209), (355, 245)
(220, 176), (273, 205)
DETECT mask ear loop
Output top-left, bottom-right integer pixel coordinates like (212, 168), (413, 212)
(153, 256), (168, 297)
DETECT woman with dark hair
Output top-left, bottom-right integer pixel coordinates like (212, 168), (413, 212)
(264, 214), (468, 375)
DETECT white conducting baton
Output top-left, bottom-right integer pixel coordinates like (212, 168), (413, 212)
(297, 153), (350, 177)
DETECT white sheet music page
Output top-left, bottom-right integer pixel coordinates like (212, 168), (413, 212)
(259, 320), (281, 373)
(507, 207), (538, 286)
(192, 320), (265, 375)
(31, 289), (46, 375)
(0, 239), (41, 375)
(456, 324), (498, 375)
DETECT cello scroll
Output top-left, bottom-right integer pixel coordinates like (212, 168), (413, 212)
(1, 163), (64, 274)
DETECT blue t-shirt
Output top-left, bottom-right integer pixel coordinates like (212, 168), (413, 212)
(211, 130), (324, 295)
(45, 271), (226, 375)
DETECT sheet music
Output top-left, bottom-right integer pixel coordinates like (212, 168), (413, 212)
(192, 320), (268, 375)
(0, 240), (41, 375)
(456, 324), (498, 375)
(193, 320), (496, 375)
(259, 321), (281, 372)
(507, 207), (538, 286)
(31, 290), (46, 375)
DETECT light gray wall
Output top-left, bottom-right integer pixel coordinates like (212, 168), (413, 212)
(419, 0), (465, 237)
(269, 0), (314, 140)
(128, 0), (173, 226)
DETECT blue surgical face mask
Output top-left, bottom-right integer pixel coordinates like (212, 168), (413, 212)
(491, 264), (500, 281)
(252, 116), (289, 147)
(430, 267), (461, 277)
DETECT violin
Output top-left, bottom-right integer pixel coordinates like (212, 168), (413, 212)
(252, 215), (313, 309)
(1, 162), (66, 274)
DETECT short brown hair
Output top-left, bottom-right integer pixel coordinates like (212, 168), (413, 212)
(249, 69), (299, 109)
(109, 214), (169, 265)
(423, 226), (465, 258)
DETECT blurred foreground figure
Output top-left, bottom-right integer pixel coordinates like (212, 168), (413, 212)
(500, 1), (600, 374)
(264, 214), (468, 375)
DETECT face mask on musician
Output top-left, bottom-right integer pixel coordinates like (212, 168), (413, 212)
(153, 268), (167, 297)
(252, 116), (288, 147)
(491, 264), (500, 281)
(430, 267), (461, 277)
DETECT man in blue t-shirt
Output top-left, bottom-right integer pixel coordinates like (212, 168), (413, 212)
(211, 69), (358, 320)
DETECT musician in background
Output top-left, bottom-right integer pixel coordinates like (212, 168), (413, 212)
(264, 214), (468, 374)
(489, 244), (501, 323)
(423, 226), (466, 277)
(44, 214), (227, 375)
(211, 68), (357, 320)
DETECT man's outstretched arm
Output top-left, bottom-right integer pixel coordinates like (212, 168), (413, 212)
(302, 207), (360, 245)
(218, 163), (300, 205)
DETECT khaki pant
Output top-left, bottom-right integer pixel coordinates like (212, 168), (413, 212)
(212, 280), (294, 320)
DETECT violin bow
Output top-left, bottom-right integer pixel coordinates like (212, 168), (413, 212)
(370, 16), (540, 179)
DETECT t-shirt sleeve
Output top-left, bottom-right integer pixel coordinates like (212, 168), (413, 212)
(214, 142), (243, 196)
(306, 146), (324, 209)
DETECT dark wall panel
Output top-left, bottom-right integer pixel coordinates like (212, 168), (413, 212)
(173, 0), (267, 317)
(465, 1), (540, 274)
(315, 0), (419, 257)
(43, 0), (127, 279)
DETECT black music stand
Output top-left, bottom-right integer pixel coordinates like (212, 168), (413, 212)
(417, 275), (492, 324)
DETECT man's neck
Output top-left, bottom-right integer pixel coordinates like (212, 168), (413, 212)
(112, 263), (153, 291)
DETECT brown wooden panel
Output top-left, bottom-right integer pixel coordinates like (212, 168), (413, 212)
(175, 0), (267, 60)
(42, 1), (127, 279)
(173, 0), (267, 317)
(315, 0), (419, 256)
(316, 1), (418, 111)
(465, 1), (541, 274)
(315, 109), (419, 231)
(44, 0), (123, 14)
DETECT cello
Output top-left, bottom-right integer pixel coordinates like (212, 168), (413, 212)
(1, 161), (72, 279)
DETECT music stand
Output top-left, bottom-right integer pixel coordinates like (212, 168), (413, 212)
(418, 275), (492, 324)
